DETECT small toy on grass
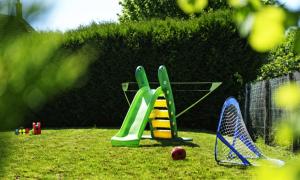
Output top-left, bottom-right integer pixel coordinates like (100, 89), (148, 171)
(15, 129), (19, 135)
(16, 128), (26, 135)
(15, 122), (42, 136)
(171, 146), (186, 160)
(32, 122), (41, 135)
(18, 128), (25, 135)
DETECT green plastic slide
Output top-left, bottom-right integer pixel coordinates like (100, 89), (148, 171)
(112, 65), (216, 146)
(111, 66), (162, 146)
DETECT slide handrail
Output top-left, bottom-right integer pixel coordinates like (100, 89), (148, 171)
(135, 66), (149, 89)
(158, 65), (177, 138)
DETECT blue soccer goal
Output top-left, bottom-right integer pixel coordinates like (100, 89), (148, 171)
(214, 97), (284, 166)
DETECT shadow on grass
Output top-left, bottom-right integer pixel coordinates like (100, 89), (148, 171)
(140, 141), (199, 147)
(217, 162), (248, 169)
(178, 128), (216, 135)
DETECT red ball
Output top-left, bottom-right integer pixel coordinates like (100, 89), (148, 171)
(171, 147), (186, 160)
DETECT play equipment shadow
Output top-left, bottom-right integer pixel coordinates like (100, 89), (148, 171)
(140, 141), (199, 147)
(217, 162), (247, 169)
(178, 128), (216, 135)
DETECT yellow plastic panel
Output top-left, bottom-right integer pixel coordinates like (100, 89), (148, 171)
(154, 99), (167, 108)
(149, 111), (156, 119)
(149, 109), (169, 119)
(154, 110), (169, 118)
(152, 120), (170, 128)
(153, 130), (172, 139)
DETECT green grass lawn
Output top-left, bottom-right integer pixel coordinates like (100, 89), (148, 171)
(0, 129), (294, 179)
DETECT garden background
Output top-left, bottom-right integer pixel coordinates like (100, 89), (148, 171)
(0, 0), (300, 179)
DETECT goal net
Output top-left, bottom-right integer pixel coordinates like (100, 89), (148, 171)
(214, 97), (284, 166)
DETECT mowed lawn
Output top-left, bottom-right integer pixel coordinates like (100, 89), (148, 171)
(0, 129), (294, 179)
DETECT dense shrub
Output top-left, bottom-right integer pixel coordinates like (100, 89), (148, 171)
(257, 30), (300, 80)
(118, 0), (228, 22)
(32, 10), (263, 130)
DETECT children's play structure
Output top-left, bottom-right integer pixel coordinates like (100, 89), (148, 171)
(215, 97), (284, 166)
(111, 65), (221, 147)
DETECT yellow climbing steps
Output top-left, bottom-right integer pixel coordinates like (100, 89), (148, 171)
(154, 99), (167, 108)
(152, 120), (171, 128)
(149, 109), (169, 119)
(149, 97), (172, 139)
(153, 130), (172, 139)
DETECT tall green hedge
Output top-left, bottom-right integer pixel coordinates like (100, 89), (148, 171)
(33, 10), (263, 130)
(257, 30), (300, 80)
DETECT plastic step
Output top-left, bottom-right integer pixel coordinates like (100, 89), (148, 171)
(149, 111), (156, 119)
(153, 130), (172, 139)
(154, 99), (167, 108)
(149, 109), (169, 119)
(151, 120), (170, 128)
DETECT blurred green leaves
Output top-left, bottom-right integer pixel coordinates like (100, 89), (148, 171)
(227, 0), (248, 8)
(0, 0), (51, 22)
(255, 82), (300, 178)
(275, 122), (293, 147)
(0, 33), (92, 129)
(257, 31), (300, 80)
(0, 2), (95, 172)
(177, 0), (300, 53)
(275, 83), (300, 111)
(177, 0), (208, 14)
(230, 1), (300, 53)
(249, 6), (286, 52)
(274, 82), (300, 139)
(256, 159), (297, 180)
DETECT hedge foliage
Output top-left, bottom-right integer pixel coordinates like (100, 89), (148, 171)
(257, 30), (300, 80)
(33, 10), (263, 130)
(118, 0), (228, 22)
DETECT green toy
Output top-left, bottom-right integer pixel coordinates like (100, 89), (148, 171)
(111, 65), (221, 147)
(18, 128), (25, 135)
